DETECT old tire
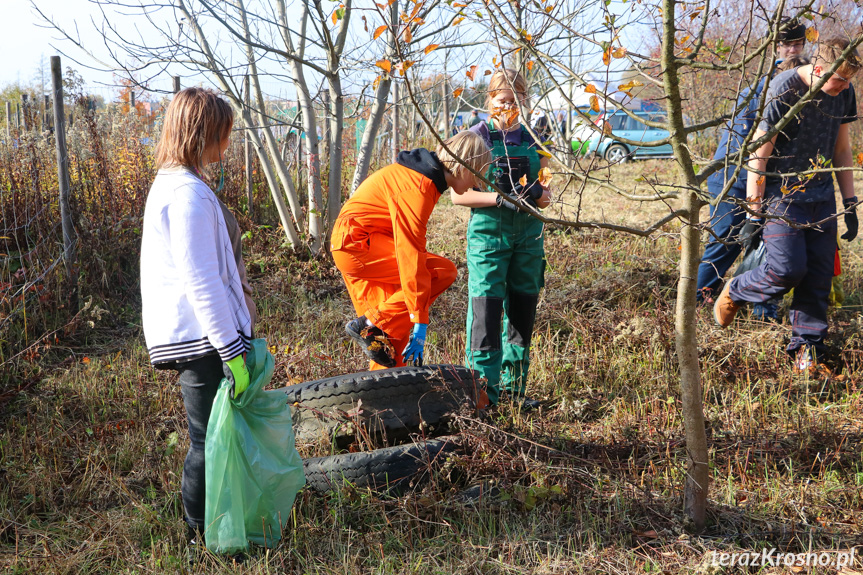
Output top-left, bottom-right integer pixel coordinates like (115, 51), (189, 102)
(604, 144), (629, 164)
(286, 364), (484, 443)
(303, 437), (458, 494)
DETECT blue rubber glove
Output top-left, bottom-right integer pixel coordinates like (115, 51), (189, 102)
(223, 354), (250, 398)
(402, 323), (428, 366)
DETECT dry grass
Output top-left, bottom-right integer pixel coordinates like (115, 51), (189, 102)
(2, 159), (863, 574)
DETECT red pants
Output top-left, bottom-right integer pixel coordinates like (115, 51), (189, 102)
(333, 232), (457, 370)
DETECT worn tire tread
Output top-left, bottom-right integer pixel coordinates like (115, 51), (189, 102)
(286, 365), (480, 442)
(303, 438), (457, 493)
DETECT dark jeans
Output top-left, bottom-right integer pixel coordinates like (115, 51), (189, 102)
(176, 353), (223, 532)
(698, 180), (778, 318)
(697, 181), (747, 297)
(729, 199), (837, 354)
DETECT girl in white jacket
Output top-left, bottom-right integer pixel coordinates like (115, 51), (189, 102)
(140, 87), (252, 544)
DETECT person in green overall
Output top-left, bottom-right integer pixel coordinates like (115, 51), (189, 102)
(452, 68), (552, 409)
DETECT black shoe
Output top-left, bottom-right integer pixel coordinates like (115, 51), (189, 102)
(345, 316), (396, 367)
(518, 396), (542, 411)
(186, 524), (204, 565)
(501, 391), (541, 411)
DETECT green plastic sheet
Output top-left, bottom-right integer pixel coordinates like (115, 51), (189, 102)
(204, 339), (305, 554)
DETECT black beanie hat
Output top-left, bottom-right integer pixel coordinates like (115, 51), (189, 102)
(777, 18), (807, 43)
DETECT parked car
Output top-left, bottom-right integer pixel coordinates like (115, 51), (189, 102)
(586, 110), (672, 163)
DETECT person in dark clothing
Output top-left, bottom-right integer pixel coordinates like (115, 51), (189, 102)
(714, 38), (860, 370)
(697, 18), (808, 322)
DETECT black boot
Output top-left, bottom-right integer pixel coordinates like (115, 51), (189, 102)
(500, 391), (541, 411)
(186, 523), (204, 565)
(345, 316), (396, 367)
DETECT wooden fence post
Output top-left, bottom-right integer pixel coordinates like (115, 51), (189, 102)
(173, 76), (181, 94)
(21, 94), (29, 132)
(244, 75), (253, 220)
(5, 101), (10, 141)
(130, 90), (136, 110)
(43, 94), (50, 131)
(51, 56), (78, 311)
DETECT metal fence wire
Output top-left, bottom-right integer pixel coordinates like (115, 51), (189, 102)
(0, 101), (262, 385)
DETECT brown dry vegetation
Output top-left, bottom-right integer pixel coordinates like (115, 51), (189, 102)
(2, 153), (863, 573)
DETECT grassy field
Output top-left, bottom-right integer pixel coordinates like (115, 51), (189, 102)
(2, 160), (863, 574)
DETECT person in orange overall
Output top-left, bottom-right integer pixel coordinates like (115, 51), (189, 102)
(332, 131), (491, 369)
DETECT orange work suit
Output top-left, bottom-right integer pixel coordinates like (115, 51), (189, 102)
(331, 153), (457, 370)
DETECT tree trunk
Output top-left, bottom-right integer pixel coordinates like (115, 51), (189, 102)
(351, 0), (397, 193)
(676, 192), (709, 530)
(273, 0), (323, 252)
(327, 76), (345, 235)
(178, 0), (301, 247)
(391, 81), (399, 162)
(660, 0), (709, 531)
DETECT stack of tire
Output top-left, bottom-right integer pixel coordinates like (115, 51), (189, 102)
(285, 365), (486, 494)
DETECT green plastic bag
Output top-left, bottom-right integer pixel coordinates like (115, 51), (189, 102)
(204, 339), (305, 554)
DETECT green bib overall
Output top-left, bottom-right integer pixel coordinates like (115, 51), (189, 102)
(465, 123), (545, 404)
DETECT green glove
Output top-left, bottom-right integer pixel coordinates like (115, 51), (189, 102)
(223, 355), (250, 398)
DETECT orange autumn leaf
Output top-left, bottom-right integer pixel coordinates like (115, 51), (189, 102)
(538, 167), (553, 186)
(756, 175), (765, 186)
(403, 26), (412, 43)
(424, 43), (439, 54)
(397, 60), (415, 75)
(376, 59), (392, 73)
(453, 16), (465, 25)
(484, 69), (492, 75)
(373, 25), (388, 39)
(466, 65), (478, 80)
(585, 83), (597, 94)
(332, 10), (339, 25)
(518, 174), (528, 187)
(453, 87), (464, 97)
(373, 75), (382, 90)
(82, 357), (91, 364)
(545, 5), (553, 12)
(602, 47), (611, 66)
(612, 47), (627, 58)
(589, 95), (600, 112)
(526, 61), (534, 71)
(857, 152), (863, 165)
(806, 27), (819, 42)
(618, 80), (644, 91)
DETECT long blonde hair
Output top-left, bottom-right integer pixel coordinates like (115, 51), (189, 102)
(486, 69), (529, 112)
(155, 87), (234, 170)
